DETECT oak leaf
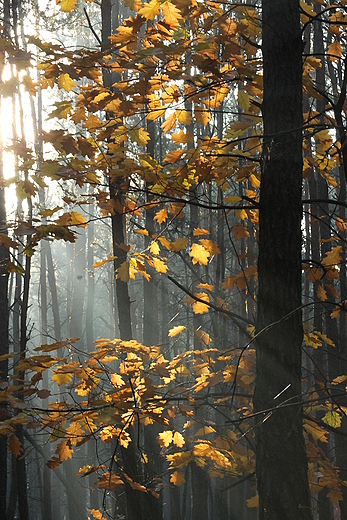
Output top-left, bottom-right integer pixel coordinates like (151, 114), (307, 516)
(56, 440), (73, 461)
(173, 431), (185, 448)
(154, 208), (168, 224)
(58, 73), (76, 92)
(170, 471), (186, 486)
(139, 0), (160, 20)
(190, 243), (210, 265)
(97, 472), (123, 491)
(157, 430), (173, 447)
(168, 325), (186, 337)
(8, 434), (23, 457)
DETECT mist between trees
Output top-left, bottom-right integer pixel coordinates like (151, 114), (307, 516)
(1, 0), (347, 519)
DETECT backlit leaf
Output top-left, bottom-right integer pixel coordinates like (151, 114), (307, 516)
(139, 0), (160, 20)
(154, 208), (168, 224)
(170, 471), (186, 486)
(190, 243), (210, 266)
(153, 258), (168, 274)
(173, 431), (185, 448)
(322, 411), (341, 429)
(150, 241), (160, 256)
(168, 326), (186, 337)
(58, 73), (76, 92)
(157, 430), (173, 447)
(97, 472), (123, 491)
(56, 440), (73, 460)
(57, 0), (77, 12)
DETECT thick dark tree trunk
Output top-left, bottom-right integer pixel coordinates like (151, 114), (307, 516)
(254, 2), (312, 520)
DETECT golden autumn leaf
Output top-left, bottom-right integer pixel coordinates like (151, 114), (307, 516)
(58, 73), (76, 92)
(117, 261), (130, 282)
(168, 325), (186, 337)
(196, 283), (214, 291)
(57, 0), (77, 12)
(170, 471), (186, 486)
(192, 292), (210, 314)
(52, 371), (73, 386)
(153, 257), (168, 274)
(139, 0), (160, 20)
(8, 434), (23, 457)
(322, 411), (341, 429)
(173, 431), (185, 448)
(170, 238), (188, 252)
(336, 217), (347, 232)
(90, 509), (107, 520)
(199, 239), (220, 256)
(56, 440), (73, 461)
(246, 494), (259, 508)
(193, 228), (209, 236)
(321, 246), (342, 267)
(157, 430), (173, 447)
(150, 241), (160, 256)
(93, 256), (117, 268)
(97, 472), (123, 491)
(190, 243), (210, 266)
(327, 40), (342, 61)
(154, 208), (168, 224)
(110, 373), (125, 387)
(162, 2), (182, 29)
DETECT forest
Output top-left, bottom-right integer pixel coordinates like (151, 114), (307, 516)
(0, 0), (346, 519)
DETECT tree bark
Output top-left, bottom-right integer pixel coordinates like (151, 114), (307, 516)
(254, 2), (312, 519)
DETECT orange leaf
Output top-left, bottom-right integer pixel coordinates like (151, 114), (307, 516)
(192, 293), (210, 314)
(199, 239), (220, 255)
(8, 434), (23, 457)
(168, 325), (186, 337)
(154, 208), (168, 224)
(317, 284), (327, 302)
(170, 471), (186, 486)
(139, 0), (160, 20)
(173, 431), (185, 448)
(56, 440), (73, 461)
(97, 472), (123, 491)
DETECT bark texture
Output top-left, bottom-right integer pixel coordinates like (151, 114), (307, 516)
(254, 2), (312, 519)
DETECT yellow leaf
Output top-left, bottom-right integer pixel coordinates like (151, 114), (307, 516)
(170, 471), (186, 486)
(322, 411), (341, 428)
(97, 472), (123, 491)
(133, 229), (149, 236)
(192, 292), (210, 314)
(194, 426), (215, 437)
(124, 0), (142, 11)
(177, 109), (192, 126)
(93, 256), (117, 268)
(327, 40), (342, 61)
(52, 372), (73, 386)
(58, 73), (76, 92)
(161, 112), (177, 133)
(224, 195), (242, 204)
(150, 241), (160, 256)
(247, 494), (259, 508)
(154, 208), (168, 224)
(153, 258), (168, 274)
(166, 451), (192, 468)
(56, 440), (73, 461)
(193, 228), (209, 236)
(157, 430), (173, 447)
(238, 90), (251, 110)
(168, 325), (186, 337)
(57, 0), (77, 12)
(129, 128), (150, 147)
(162, 1), (182, 29)
(139, 0), (160, 20)
(321, 246), (342, 267)
(170, 238), (188, 252)
(110, 373), (125, 387)
(190, 243), (210, 266)
(8, 434), (23, 457)
(235, 209), (248, 221)
(304, 421), (328, 443)
(196, 283), (213, 291)
(173, 431), (185, 448)
(199, 239), (220, 255)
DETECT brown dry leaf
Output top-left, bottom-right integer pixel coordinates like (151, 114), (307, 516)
(8, 434), (23, 457)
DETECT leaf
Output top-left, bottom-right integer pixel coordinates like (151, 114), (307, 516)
(170, 471), (186, 486)
(321, 246), (342, 267)
(56, 440), (73, 460)
(195, 329), (211, 346)
(193, 228), (209, 236)
(157, 430), (173, 447)
(173, 431), (185, 448)
(150, 241), (160, 256)
(196, 283), (213, 291)
(170, 238), (188, 252)
(231, 222), (250, 241)
(139, 0), (160, 20)
(52, 372), (73, 386)
(327, 40), (342, 61)
(190, 243), (210, 266)
(153, 258), (168, 274)
(317, 284), (328, 302)
(8, 434), (23, 457)
(93, 256), (117, 268)
(162, 2), (182, 30)
(322, 411), (341, 429)
(58, 73), (76, 92)
(117, 261), (130, 282)
(110, 373), (125, 387)
(57, 0), (77, 12)
(199, 239), (220, 256)
(154, 208), (168, 224)
(192, 293), (210, 315)
(247, 494), (259, 508)
(168, 326), (186, 337)
(97, 472), (123, 491)
(238, 90), (251, 110)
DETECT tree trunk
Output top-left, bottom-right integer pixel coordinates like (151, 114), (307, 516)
(254, 2), (312, 519)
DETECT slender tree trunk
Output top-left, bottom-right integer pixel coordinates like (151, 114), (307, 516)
(254, 2), (312, 519)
